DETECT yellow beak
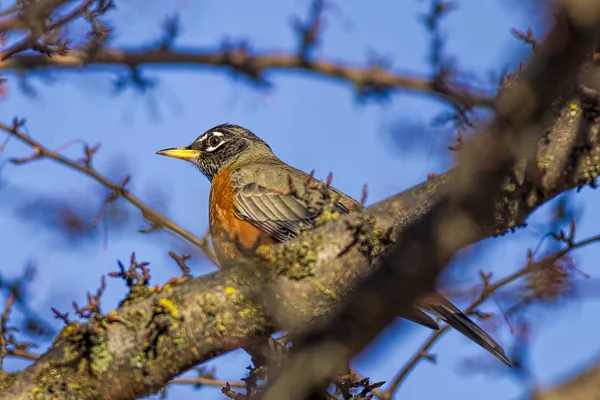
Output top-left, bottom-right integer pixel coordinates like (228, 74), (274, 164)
(156, 147), (201, 160)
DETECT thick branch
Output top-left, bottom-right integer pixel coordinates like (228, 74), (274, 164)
(0, 88), (598, 398)
(531, 355), (600, 400)
(261, 6), (600, 399)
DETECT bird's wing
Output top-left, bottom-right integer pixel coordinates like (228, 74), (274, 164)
(231, 165), (510, 366)
(230, 165), (357, 242)
(416, 293), (512, 367)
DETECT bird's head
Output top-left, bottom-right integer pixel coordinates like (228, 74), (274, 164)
(157, 123), (273, 180)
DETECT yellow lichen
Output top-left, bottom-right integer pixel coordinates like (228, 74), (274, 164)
(55, 322), (81, 343)
(313, 209), (341, 226)
(31, 386), (43, 400)
(224, 287), (237, 296)
(158, 298), (180, 319)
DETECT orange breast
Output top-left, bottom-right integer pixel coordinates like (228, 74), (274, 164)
(209, 169), (276, 268)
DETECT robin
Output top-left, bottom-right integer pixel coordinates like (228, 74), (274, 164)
(157, 123), (512, 367)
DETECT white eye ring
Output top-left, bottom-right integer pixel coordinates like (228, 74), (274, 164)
(205, 132), (225, 152)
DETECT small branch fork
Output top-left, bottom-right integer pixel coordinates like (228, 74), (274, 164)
(0, 0), (111, 60)
(0, 296), (39, 367)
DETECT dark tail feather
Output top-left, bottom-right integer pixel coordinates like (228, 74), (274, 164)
(422, 300), (512, 367)
(401, 307), (440, 331)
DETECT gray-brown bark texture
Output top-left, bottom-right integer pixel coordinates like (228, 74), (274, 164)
(259, 7), (600, 398)
(3, 5), (600, 400)
(0, 98), (598, 399)
(531, 355), (600, 400)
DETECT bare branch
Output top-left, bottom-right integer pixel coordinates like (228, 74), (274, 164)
(0, 47), (492, 107)
(530, 356), (600, 400)
(383, 229), (600, 399)
(0, 120), (218, 265)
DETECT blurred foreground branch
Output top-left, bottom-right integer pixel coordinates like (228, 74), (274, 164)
(261, 4), (600, 399)
(383, 225), (599, 399)
(531, 355), (600, 400)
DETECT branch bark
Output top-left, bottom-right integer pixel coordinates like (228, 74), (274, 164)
(531, 355), (600, 400)
(260, 5), (600, 398)
(0, 48), (491, 107)
(2, 3), (600, 400)
(0, 84), (599, 399)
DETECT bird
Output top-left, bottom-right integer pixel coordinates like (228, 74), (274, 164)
(157, 123), (512, 367)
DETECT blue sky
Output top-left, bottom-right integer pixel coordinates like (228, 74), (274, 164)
(1, 1), (599, 399)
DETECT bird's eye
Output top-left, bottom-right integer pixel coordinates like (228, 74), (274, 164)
(208, 135), (222, 148)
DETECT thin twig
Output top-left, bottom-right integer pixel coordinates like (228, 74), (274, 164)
(7, 348), (39, 361)
(382, 233), (600, 399)
(169, 377), (245, 388)
(350, 369), (384, 400)
(48, 0), (96, 30)
(0, 121), (218, 265)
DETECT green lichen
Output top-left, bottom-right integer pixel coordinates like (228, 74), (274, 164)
(140, 296), (186, 360)
(580, 153), (600, 186)
(33, 366), (61, 386)
(344, 215), (395, 261)
(228, 257), (271, 286)
(130, 351), (147, 370)
(61, 341), (81, 364)
(89, 340), (112, 376)
(30, 363), (96, 400)
(312, 279), (338, 301)
(268, 234), (323, 280)
(195, 292), (221, 315)
(230, 291), (246, 306)
(0, 370), (15, 392)
(173, 337), (185, 349)
(221, 288), (267, 328)
(125, 308), (147, 326)
(538, 149), (555, 171)
(30, 386), (43, 400)
(211, 310), (235, 336)
(54, 322), (82, 345)
(119, 284), (152, 307)
(313, 208), (342, 227)
(241, 305), (262, 318)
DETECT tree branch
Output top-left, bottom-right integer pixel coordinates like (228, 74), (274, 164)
(383, 230), (600, 399)
(530, 355), (600, 400)
(169, 377), (245, 389)
(0, 47), (492, 107)
(0, 76), (599, 397)
(261, 4), (600, 399)
(2, 3), (600, 398)
(0, 121), (218, 265)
